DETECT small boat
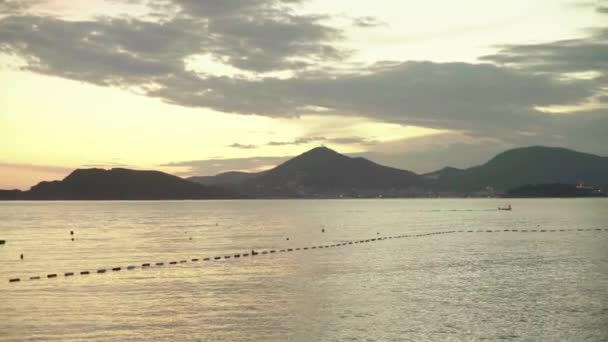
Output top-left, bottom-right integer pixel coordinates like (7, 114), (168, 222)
(498, 204), (512, 211)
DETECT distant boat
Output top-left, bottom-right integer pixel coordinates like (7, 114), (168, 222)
(498, 204), (512, 211)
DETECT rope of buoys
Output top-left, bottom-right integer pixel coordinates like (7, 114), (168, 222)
(7, 228), (607, 284)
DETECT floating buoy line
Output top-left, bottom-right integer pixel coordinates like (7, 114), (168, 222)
(7, 228), (608, 284)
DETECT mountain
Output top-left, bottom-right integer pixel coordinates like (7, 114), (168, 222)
(233, 147), (423, 197)
(3, 145), (608, 200)
(1, 168), (235, 200)
(188, 171), (256, 186)
(429, 146), (608, 192)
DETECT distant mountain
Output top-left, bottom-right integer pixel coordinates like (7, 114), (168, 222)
(422, 166), (463, 180)
(234, 147), (423, 197)
(428, 146), (608, 192)
(0, 168), (235, 200)
(188, 171), (256, 186)
(3, 146), (608, 200)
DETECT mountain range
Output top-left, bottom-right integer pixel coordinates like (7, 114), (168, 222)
(1, 146), (607, 200)
(189, 145), (608, 197)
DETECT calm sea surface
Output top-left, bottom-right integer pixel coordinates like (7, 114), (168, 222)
(1, 199), (607, 341)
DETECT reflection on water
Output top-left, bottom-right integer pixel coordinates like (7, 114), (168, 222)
(1, 199), (607, 341)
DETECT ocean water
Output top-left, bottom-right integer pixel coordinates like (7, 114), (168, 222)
(1, 199), (607, 341)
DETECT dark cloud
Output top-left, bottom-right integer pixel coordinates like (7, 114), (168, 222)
(0, 0), (607, 158)
(0, 162), (72, 174)
(0, 0), (39, 14)
(149, 61), (594, 138)
(0, 0), (345, 79)
(163, 156), (289, 175)
(228, 143), (258, 149)
(352, 16), (386, 28)
(264, 135), (376, 146)
(267, 136), (325, 146)
(480, 28), (608, 76)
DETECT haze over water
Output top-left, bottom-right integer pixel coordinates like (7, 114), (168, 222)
(1, 199), (607, 341)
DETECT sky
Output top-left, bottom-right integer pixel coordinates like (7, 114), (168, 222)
(1, 0), (607, 189)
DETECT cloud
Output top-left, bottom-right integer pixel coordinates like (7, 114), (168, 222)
(162, 156), (289, 176)
(0, 0), (39, 14)
(262, 135), (377, 146)
(1, 0), (607, 157)
(228, 143), (258, 149)
(160, 133), (510, 176)
(480, 28), (608, 76)
(352, 16), (386, 28)
(150, 61), (595, 139)
(267, 136), (325, 146)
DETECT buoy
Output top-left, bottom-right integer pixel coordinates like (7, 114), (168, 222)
(321, 228), (325, 233)
(0, 240), (5, 245)
(71, 238), (74, 241)
(20, 253), (23, 260)
(286, 237), (290, 240)
(70, 230), (74, 235)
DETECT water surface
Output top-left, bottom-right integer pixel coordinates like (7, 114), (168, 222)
(1, 199), (607, 341)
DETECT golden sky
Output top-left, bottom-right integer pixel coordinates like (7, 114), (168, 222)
(1, 0), (607, 189)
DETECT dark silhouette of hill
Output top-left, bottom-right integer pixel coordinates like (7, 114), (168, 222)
(2, 146), (608, 199)
(427, 146), (608, 192)
(3, 168), (235, 200)
(234, 147), (423, 197)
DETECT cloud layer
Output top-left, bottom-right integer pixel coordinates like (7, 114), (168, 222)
(1, 0), (607, 170)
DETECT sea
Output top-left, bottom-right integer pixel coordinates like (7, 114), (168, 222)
(1, 199), (607, 341)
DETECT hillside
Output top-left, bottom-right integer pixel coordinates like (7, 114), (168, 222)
(427, 146), (608, 192)
(235, 147), (423, 197)
(6, 168), (235, 200)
